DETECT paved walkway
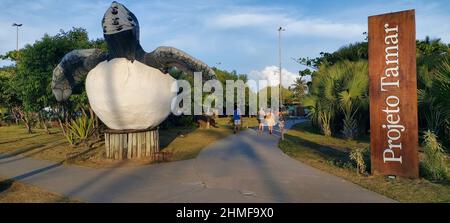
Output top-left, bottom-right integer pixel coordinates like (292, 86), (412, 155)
(0, 119), (394, 202)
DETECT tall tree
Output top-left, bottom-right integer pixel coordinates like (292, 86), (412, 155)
(2, 28), (107, 133)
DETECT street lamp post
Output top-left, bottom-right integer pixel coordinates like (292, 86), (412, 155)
(12, 23), (22, 52)
(278, 26), (285, 109)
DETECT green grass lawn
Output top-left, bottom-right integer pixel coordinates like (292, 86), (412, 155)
(279, 121), (450, 203)
(0, 116), (254, 168)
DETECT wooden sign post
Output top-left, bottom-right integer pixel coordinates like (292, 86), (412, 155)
(368, 10), (419, 178)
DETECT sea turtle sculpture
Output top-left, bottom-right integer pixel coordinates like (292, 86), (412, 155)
(52, 1), (215, 130)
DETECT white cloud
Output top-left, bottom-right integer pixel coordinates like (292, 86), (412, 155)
(248, 65), (307, 91)
(207, 12), (365, 40)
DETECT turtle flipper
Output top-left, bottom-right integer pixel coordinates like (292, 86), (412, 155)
(52, 49), (108, 101)
(144, 46), (216, 81)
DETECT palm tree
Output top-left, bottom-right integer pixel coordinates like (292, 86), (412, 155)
(417, 36), (450, 137)
(301, 60), (368, 138)
(338, 61), (368, 139)
(435, 58), (450, 129)
(302, 94), (333, 136)
(291, 77), (308, 103)
(418, 57), (450, 135)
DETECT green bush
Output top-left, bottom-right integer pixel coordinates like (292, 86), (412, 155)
(64, 113), (95, 146)
(421, 130), (448, 181)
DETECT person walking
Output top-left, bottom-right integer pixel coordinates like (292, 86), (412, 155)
(278, 107), (286, 140)
(258, 107), (266, 134)
(233, 104), (241, 134)
(266, 109), (275, 134)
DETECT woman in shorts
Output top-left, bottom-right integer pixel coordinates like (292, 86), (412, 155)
(266, 109), (275, 134)
(258, 107), (266, 133)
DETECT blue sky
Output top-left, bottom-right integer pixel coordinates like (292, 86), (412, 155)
(1, 0), (449, 88)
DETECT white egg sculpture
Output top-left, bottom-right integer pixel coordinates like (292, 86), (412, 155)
(86, 58), (176, 130)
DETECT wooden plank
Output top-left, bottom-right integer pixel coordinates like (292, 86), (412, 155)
(111, 134), (114, 159)
(110, 134), (114, 159)
(142, 132), (146, 157)
(146, 131), (150, 156)
(133, 133), (137, 158)
(141, 132), (145, 157)
(149, 130), (154, 154)
(105, 133), (110, 158)
(123, 134), (127, 159)
(128, 133), (135, 159)
(368, 10), (419, 178)
(114, 134), (117, 160)
(141, 132), (147, 157)
(123, 133), (127, 159)
(118, 134), (121, 159)
(145, 132), (148, 156)
(137, 132), (141, 159)
(127, 133), (132, 159)
(138, 133), (141, 158)
(116, 134), (120, 160)
(121, 134), (125, 160)
(156, 130), (160, 153)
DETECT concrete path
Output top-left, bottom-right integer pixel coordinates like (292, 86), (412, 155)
(0, 119), (394, 202)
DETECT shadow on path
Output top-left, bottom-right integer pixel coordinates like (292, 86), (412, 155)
(194, 129), (294, 202)
(0, 140), (66, 165)
(11, 162), (64, 182)
(0, 134), (41, 145)
(0, 144), (45, 160)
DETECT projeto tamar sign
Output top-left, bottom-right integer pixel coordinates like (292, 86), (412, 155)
(368, 10), (419, 178)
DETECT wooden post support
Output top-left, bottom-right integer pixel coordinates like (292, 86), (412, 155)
(104, 128), (160, 160)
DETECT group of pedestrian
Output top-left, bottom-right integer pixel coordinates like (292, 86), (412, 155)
(258, 107), (285, 137)
(232, 104), (285, 139)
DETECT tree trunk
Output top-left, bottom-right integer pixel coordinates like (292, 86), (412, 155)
(89, 107), (100, 139)
(17, 108), (33, 134)
(58, 117), (67, 137)
(23, 116), (32, 134)
(39, 112), (50, 135)
(12, 109), (19, 125)
(11, 108), (20, 125)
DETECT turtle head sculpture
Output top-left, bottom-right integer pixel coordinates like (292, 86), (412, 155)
(102, 1), (144, 62)
(52, 1), (216, 130)
(103, 1), (139, 36)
